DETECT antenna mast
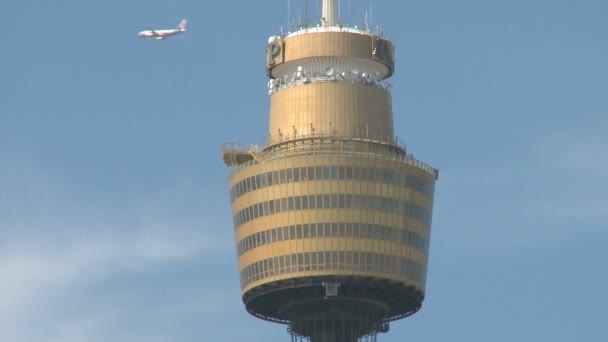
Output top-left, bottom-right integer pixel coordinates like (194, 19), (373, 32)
(322, 0), (339, 26)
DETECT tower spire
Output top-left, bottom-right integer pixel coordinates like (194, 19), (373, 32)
(322, 0), (339, 26)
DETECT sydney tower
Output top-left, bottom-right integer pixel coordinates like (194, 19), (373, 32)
(222, 1), (438, 340)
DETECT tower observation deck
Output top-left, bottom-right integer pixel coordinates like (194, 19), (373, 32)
(222, 1), (438, 341)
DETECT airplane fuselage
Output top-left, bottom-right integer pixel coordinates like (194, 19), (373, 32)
(138, 20), (187, 40)
(138, 29), (183, 40)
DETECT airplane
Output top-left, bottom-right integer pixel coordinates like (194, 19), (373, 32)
(138, 19), (187, 40)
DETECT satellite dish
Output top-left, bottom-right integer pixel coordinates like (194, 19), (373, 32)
(325, 67), (334, 76)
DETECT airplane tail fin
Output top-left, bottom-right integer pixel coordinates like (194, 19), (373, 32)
(178, 19), (187, 31)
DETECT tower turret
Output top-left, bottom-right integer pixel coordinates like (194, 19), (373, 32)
(222, 2), (438, 341)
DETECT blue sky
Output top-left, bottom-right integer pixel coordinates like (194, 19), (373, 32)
(1, 0), (606, 341)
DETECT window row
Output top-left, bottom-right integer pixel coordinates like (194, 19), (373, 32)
(230, 165), (434, 202)
(233, 194), (431, 229)
(240, 251), (426, 289)
(237, 222), (428, 257)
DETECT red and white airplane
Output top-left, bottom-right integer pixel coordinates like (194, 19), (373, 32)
(138, 19), (187, 40)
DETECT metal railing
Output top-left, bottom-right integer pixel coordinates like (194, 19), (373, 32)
(221, 137), (438, 180)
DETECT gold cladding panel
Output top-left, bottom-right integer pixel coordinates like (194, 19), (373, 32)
(235, 209), (429, 243)
(269, 82), (393, 141)
(239, 239), (427, 268)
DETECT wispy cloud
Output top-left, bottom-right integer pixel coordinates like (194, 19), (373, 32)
(0, 159), (235, 342)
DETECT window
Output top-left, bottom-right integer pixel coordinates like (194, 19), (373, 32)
(315, 166), (322, 180)
(291, 254), (298, 269)
(361, 167), (369, 181)
(346, 166), (353, 179)
(300, 167), (307, 180)
(283, 227), (289, 241)
(323, 166), (330, 179)
(286, 168), (293, 182)
(324, 223), (332, 237)
(295, 196), (301, 210)
(279, 169), (286, 184)
(293, 168), (300, 181)
(308, 166), (315, 180)
(330, 166), (338, 179)
(289, 225), (296, 240)
(359, 224), (367, 238)
(368, 167), (375, 182)
(352, 195), (360, 209)
(309, 195), (317, 209)
(261, 173), (267, 187)
(272, 171), (279, 185)
(274, 199), (281, 213)
(277, 227), (283, 241)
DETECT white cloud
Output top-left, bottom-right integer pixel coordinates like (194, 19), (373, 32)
(0, 159), (235, 342)
(0, 216), (232, 341)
